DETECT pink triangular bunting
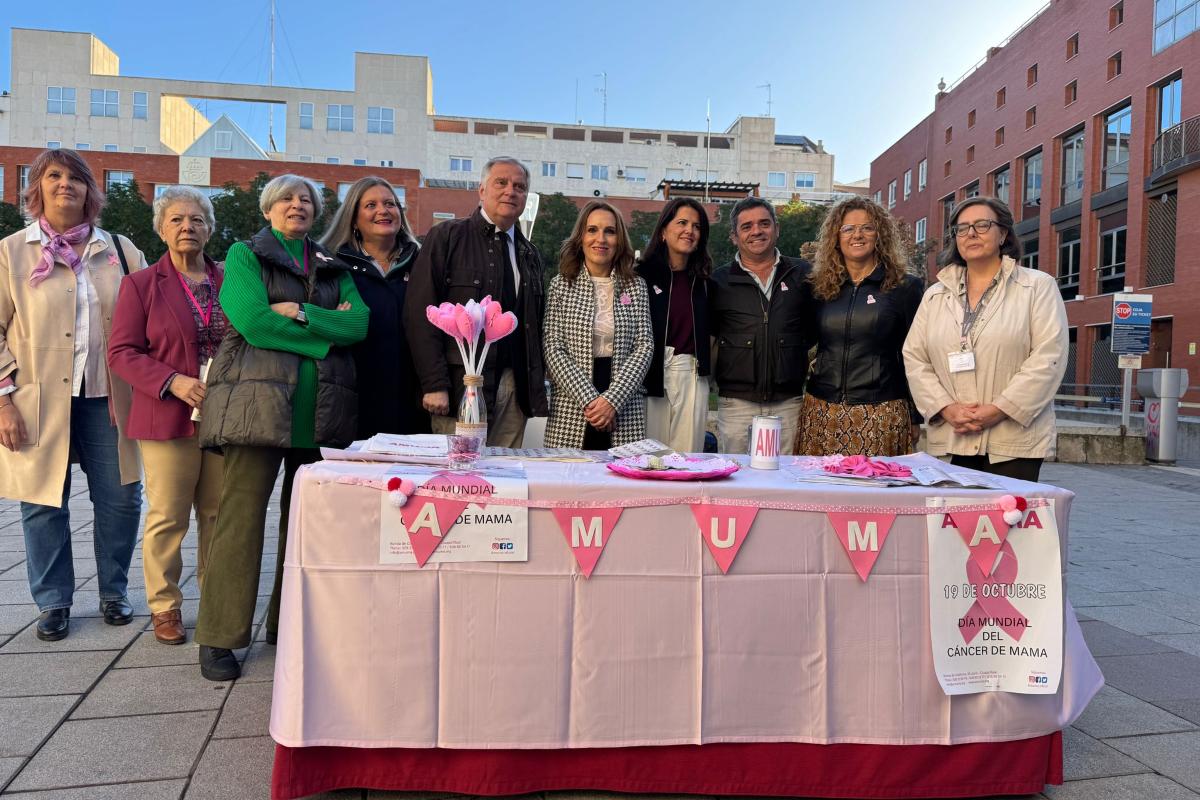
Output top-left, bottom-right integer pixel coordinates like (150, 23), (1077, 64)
(827, 512), (897, 581)
(400, 472), (494, 567)
(947, 509), (1012, 576)
(690, 503), (759, 574)
(552, 507), (623, 578)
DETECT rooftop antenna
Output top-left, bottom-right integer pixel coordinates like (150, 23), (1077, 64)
(574, 78), (581, 124)
(756, 83), (773, 117)
(594, 72), (608, 126)
(704, 98), (712, 204)
(267, 0), (277, 152)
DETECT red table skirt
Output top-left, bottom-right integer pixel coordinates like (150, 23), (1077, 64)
(272, 733), (1062, 799)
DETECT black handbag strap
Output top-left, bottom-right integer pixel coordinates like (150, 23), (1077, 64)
(112, 233), (129, 276)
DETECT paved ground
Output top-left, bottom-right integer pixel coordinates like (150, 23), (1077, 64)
(0, 462), (1198, 799)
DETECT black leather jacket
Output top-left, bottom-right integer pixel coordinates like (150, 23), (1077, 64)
(636, 255), (712, 398)
(709, 255), (812, 402)
(806, 265), (923, 417)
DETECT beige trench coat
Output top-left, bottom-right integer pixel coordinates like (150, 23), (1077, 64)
(902, 256), (1068, 461)
(0, 222), (147, 507)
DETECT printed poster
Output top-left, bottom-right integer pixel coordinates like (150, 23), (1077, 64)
(379, 466), (528, 564)
(926, 498), (1063, 695)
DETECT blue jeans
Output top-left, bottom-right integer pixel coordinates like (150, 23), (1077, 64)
(20, 396), (143, 611)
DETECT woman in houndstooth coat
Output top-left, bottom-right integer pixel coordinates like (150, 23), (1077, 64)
(543, 201), (652, 450)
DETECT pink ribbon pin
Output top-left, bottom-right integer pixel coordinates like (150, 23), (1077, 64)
(619, 293), (631, 305)
(107, 253), (120, 267)
(958, 540), (1029, 644)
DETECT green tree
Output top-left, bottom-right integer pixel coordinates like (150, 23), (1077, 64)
(529, 193), (580, 285)
(775, 200), (828, 259)
(99, 180), (162, 262)
(0, 202), (24, 241)
(310, 186), (340, 242)
(208, 172), (272, 261)
(708, 209), (735, 267)
(627, 209), (659, 254)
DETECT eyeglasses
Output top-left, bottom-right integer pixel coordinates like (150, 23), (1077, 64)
(838, 224), (878, 236)
(950, 220), (1002, 237)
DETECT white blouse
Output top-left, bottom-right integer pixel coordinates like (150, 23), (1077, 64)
(590, 275), (615, 358)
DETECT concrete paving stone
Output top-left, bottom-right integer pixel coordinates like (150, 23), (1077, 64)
(6, 710), (215, 791)
(0, 694), (79, 756)
(0, 779), (188, 799)
(212, 680), (273, 739)
(1072, 685), (1197, 739)
(1107, 731), (1200, 792)
(0, 756), (27, 787)
(1060, 727), (1149, 782)
(71, 664), (231, 718)
(0, 650), (118, 697)
(113, 631), (202, 669)
(1070, 571), (1158, 594)
(65, 590), (151, 619)
(1043, 773), (1200, 799)
(1151, 634), (1200, 658)
(183, 734), (276, 800)
(1078, 620), (1179, 657)
(0, 580), (34, 604)
(1155, 700), (1200, 726)
(1082, 605), (1200, 636)
(0, 603), (37, 636)
(1097, 652), (1200, 702)
(0, 535), (28, 552)
(0, 613), (142, 654)
(0, 551), (26, 572)
(1068, 584), (1133, 608)
(238, 640), (276, 683)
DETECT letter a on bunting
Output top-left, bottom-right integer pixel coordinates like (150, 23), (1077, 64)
(827, 512), (897, 581)
(690, 503), (758, 574)
(552, 508), (624, 578)
(400, 472), (491, 567)
(946, 508), (1012, 576)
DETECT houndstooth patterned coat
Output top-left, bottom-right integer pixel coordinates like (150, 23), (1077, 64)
(543, 272), (653, 448)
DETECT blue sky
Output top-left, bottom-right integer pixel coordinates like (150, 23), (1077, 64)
(2, 0), (1049, 180)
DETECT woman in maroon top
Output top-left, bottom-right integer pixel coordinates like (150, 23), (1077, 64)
(109, 186), (228, 645)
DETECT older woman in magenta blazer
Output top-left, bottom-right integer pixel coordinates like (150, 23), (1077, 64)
(109, 186), (227, 645)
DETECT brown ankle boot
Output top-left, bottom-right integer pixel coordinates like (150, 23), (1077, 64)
(151, 609), (186, 645)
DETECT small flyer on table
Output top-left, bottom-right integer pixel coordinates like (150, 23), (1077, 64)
(379, 466), (529, 564)
(926, 497), (1063, 695)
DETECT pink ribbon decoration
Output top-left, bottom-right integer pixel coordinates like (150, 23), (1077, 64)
(690, 503), (759, 574)
(823, 454), (913, 479)
(400, 472), (495, 567)
(947, 508), (1013, 576)
(552, 507), (623, 578)
(958, 539), (1029, 643)
(827, 512), (897, 581)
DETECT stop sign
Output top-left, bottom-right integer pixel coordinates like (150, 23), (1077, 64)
(1115, 302), (1132, 319)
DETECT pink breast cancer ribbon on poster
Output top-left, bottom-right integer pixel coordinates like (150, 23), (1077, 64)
(552, 508), (624, 578)
(958, 539), (1029, 643)
(827, 512), (897, 581)
(946, 508), (1013, 576)
(690, 503), (758, 574)
(401, 472), (494, 567)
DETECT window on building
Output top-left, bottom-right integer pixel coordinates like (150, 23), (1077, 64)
(297, 155), (313, 162)
(1066, 32), (1080, 59)
(1027, 63), (1039, 86)
(995, 126), (1006, 147)
(964, 181), (980, 198)
(942, 195), (956, 233)
(47, 141), (60, 150)
(1026, 106), (1038, 129)
(1107, 52), (1123, 80)
(994, 166), (1011, 206)
(133, 146), (147, 153)
(1103, 104), (1132, 189)
(887, 180), (897, 208)
(47, 86), (76, 115)
(966, 145), (975, 164)
(624, 166), (648, 182)
(338, 183), (354, 202)
(945, 126), (953, 144)
(379, 159), (394, 167)
(1159, 74), (1183, 133)
(918, 159), (927, 191)
(431, 212), (455, 225)
(353, 158), (367, 166)
(567, 162), (586, 179)
(326, 157), (340, 165)
(767, 171), (785, 188)
(0, 165), (4, 202)
(1023, 150), (1043, 205)
(392, 186), (406, 205)
(1109, 1), (1124, 29)
(1098, 226), (1127, 294)
(1155, 0), (1199, 51)
(944, 159), (952, 178)
(592, 164), (610, 181)
(133, 91), (147, 120)
(450, 156), (473, 172)
(967, 109), (976, 129)
(1060, 129), (1085, 204)
(367, 106), (394, 134)
(697, 170), (719, 183)
(18, 166), (30, 209)
(542, 162), (557, 177)
(915, 217), (927, 243)
(996, 86), (1007, 108)
(1057, 227), (1081, 299)
(1021, 237), (1040, 271)
(299, 102), (314, 130)
(105, 170), (134, 191)
(903, 169), (912, 199)
(1064, 80), (1078, 105)
(326, 104), (354, 132)
(873, 190), (882, 204)
(90, 89), (118, 117)
(75, 143), (90, 150)
(794, 172), (815, 189)
(103, 144), (118, 152)
(214, 130), (233, 151)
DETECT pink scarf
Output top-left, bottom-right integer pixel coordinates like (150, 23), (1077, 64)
(29, 217), (90, 287)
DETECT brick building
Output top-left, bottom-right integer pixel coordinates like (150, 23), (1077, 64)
(870, 0), (1200, 401)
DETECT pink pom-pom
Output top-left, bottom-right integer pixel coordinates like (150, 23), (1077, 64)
(998, 494), (1018, 512)
(398, 478), (415, 495)
(1003, 509), (1023, 526)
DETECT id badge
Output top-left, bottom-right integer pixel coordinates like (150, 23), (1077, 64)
(948, 350), (976, 373)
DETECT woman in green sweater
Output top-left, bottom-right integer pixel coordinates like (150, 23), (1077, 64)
(195, 174), (368, 682)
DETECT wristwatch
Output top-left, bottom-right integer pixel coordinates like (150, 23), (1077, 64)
(295, 308), (308, 325)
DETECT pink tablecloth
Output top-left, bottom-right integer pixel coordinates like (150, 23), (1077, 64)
(270, 455), (1102, 749)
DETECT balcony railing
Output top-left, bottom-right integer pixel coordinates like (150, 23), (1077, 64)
(1151, 115), (1200, 174)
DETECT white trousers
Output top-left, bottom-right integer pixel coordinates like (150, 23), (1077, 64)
(645, 347), (709, 454)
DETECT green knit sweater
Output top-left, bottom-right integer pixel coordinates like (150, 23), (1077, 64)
(219, 230), (368, 448)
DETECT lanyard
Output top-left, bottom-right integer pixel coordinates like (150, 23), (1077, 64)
(959, 273), (999, 350)
(177, 270), (214, 327)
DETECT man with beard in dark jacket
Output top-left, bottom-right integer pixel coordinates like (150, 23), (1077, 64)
(404, 157), (548, 447)
(710, 197), (812, 454)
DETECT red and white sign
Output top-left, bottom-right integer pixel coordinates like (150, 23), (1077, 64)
(1114, 302), (1133, 319)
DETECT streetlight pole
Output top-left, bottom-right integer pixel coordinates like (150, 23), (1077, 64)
(594, 72), (607, 126)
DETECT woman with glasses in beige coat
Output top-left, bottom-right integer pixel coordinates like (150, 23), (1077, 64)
(902, 197), (1067, 481)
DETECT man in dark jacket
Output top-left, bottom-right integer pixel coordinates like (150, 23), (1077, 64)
(404, 157), (548, 447)
(710, 197), (812, 454)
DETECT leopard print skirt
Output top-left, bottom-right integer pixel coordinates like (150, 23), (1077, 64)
(795, 394), (914, 457)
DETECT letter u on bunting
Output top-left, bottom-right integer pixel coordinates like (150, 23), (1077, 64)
(552, 508), (623, 578)
(827, 512), (897, 581)
(690, 503), (758, 574)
